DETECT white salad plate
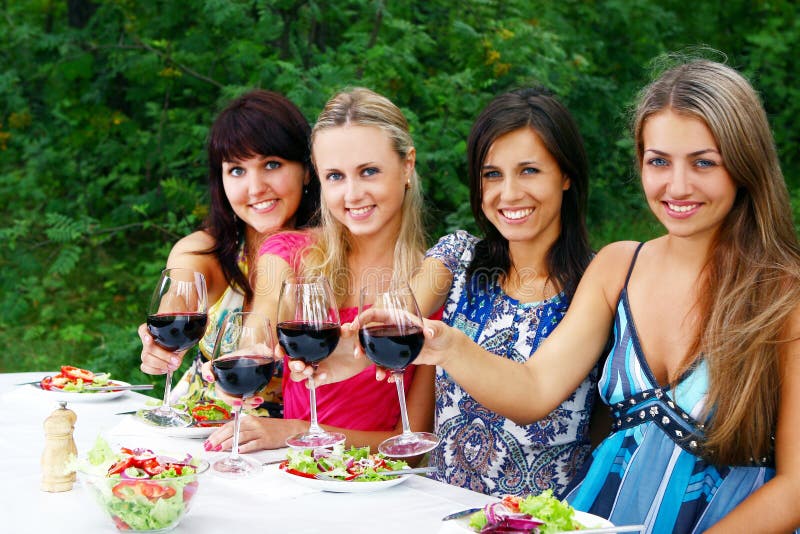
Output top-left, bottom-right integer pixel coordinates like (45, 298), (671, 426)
(37, 381), (131, 402)
(443, 510), (613, 533)
(278, 465), (410, 493)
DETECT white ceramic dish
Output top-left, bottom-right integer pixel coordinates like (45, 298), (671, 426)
(278, 465), (410, 493)
(128, 411), (222, 439)
(445, 510), (613, 532)
(38, 381), (131, 402)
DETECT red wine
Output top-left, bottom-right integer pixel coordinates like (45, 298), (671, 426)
(212, 355), (275, 399)
(359, 324), (424, 370)
(276, 321), (340, 364)
(146, 312), (208, 352)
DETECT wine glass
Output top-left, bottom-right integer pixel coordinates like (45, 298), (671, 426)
(359, 279), (440, 457)
(276, 276), (345, 448)
(140, 268), (208, 427)
(210, 311), (276, 476)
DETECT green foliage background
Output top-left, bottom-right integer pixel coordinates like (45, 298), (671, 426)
(1, 0), (798, 394)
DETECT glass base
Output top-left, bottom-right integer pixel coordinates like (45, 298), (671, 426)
(137, 406), (192, 428)
(212, 456), (262, 478)
(378, 432), (440, 457)
(286, 430), (346, 449)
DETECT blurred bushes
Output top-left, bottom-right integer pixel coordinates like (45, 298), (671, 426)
(1, 0), (797, 390)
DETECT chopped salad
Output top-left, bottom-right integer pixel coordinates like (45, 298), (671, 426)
(40, 365), (116, 393)
(281, 444), (409, 482)
(74, 436), (206, 531)
(469, 491), (586, 533)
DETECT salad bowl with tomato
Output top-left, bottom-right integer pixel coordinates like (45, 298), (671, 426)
(76, 437), (209, 532)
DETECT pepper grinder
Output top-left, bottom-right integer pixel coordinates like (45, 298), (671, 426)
(41, 401), (78, 492)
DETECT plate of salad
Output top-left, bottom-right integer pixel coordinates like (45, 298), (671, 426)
(450, 492), (613, 533)
(278, 445), (411, 493)
(73, 437), (209, 532)
(36, 366), (131, 402)
(142, 401), (232, 439)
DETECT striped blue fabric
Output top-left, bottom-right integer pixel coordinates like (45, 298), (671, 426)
(566, 244), (776, 533)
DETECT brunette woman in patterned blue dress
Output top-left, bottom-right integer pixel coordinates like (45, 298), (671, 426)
(412, 59), (800, 533)
(405, 87), (598, 497)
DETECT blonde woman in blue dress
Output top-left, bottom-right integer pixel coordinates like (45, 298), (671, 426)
(411, 59), (800, 532)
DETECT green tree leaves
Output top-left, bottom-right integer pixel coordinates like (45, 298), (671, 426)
(1, 0), (797, 385)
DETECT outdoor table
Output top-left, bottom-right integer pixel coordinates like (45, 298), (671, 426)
(1, 371), (494, 533)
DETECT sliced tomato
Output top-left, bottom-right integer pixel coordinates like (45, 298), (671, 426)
(112, 516), (131, 530)
(280, 463), (317, 479)
(61, 365), (95, 382)
(137, 457), (165, 476)
(107, 457), (134, 476)
(112, 480), (176, 502)
(191, 402), (231, 422)
(501, 495), (522, 513)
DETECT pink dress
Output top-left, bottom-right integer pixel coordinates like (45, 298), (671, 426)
(259, 232), (416, 431)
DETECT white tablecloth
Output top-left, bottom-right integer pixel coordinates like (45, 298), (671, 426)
(1, 371), (494, 533)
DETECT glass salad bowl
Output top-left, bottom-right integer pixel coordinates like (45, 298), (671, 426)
(77, 440), (209, 532)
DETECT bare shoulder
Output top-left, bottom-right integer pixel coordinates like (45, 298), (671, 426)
(587, 241), (642, 280)
(783, 300), (800, 348)
(582, 241), (642, 303)
(169, 230), (215, 258)
(165, 231), (223, 290)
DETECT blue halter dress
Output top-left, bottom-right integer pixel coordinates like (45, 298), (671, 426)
(565, 243), (776, 533)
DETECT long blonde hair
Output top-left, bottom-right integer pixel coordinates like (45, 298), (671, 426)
(304, 88), (426, 304)
(634, 59), (800, 465)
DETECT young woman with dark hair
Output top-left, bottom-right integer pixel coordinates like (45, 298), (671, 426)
(410, 87), (597, 497)
(138, 89), (320, 415)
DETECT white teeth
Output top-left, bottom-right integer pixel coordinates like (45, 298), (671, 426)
(252, 200), (277, 210)
(349, 206), (373, 216)
(667, 203), (697, 213)
(501, 208), (533, 220)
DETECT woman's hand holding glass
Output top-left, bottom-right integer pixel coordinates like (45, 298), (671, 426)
(208, 311), (276, 477)
(277, 276), (345, 449)
(140, 267), (208, 427)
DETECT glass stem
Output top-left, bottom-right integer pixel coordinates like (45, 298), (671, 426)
(307, 371), (323, 435)
(393, 371), (413, 436)
(230, 402), (244, 461)
(161, 368), (174, 410)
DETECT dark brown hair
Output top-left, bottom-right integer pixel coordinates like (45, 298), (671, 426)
(466, 87), (592, 303)
(203, 90), (320, 301)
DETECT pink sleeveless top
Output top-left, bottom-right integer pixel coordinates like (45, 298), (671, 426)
(259, 232), (415, 431)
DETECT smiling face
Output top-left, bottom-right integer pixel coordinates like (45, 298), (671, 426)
(313, 125), (413, 242)
(221, 154), (307, 239)
(641, 110), (737, 241)
(480, 127), (569, 250)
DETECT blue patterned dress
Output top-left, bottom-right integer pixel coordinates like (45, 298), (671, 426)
(426, 231), (597, 497)
(566, 243), (777, 533)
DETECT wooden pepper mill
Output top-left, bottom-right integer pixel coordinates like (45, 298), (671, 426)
(41, 401), (78, 492)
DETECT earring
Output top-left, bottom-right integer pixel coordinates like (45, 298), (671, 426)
(303, 186), (309, 195)
(405, 181), (410, 190)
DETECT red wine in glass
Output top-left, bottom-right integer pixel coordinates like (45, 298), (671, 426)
(147, 312), (208, 352)
(212, 355), (275, 399)
(358, 324), (423, 370)
(210, 311), (275, 477)
(276, 320), (340, 364)
(140, 268), (208, 428)
(359, 280), (440, 457)
(277, 276), (345, 449)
